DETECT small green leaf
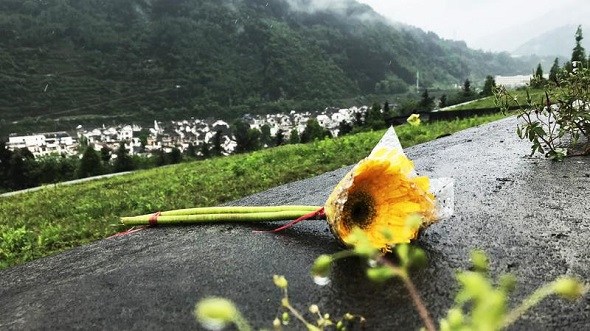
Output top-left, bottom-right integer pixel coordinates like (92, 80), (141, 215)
(470, 250), (488, 272)
(366, 266), (396, 283)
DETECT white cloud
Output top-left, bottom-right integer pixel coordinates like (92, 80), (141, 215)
(356, 0), (588, 51)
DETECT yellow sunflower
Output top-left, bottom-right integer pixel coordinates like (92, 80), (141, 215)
(407, 113), (421, 126)
(324, 146), (436, 251)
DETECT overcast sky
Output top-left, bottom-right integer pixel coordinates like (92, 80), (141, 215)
(356, 0), (587, 51)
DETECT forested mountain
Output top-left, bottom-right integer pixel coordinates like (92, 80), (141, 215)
(0, 0), (530, 123)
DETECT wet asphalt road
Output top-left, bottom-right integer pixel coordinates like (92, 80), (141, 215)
(0, 117), (588, 330)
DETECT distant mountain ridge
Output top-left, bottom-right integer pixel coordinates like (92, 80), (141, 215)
(0, 0), (530, 123)
(512, 24), (590, 58)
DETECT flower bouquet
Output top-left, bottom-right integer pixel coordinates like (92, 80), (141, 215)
(120, 127), (453, 251)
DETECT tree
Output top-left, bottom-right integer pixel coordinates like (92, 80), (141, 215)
(419, 89), (434, 111)
(260, 124), (272, 147)
(288, 129), (300, 144)
(571, 25), (586, 66)
(439, 94), (448, 108)
(100, 145), (112, 163)
(275, 129), (284, 146)
(354, 111), (364, 126)
(530, 63), (546, 88)
(78, 135), (88, 153)
(382, 101), (392, 121)
(375, 75), (408, 94)
(463, 79), (472, 96)
(364, 102), (386, 130)
(210, 130), (224, 156)
(78, 146), (102, 178)
(113, 142), (135, 172)
(338, 120), (353, 136)
(535, 63), (544, 78)
(6, 148), (35, 189)
(300, 119), (329, 143)
(168, 147), (182, 164)
(199, 142), (211, 159)
(397, 98), (418, 116)
(154, 150), (168, 166)
(481, 75), (496, 96)
(549, 58), (560, 83)
(365, 102), (381, 124)
(0, 141), (13, 188)
(233, 120), (260, 153)
(186, 143), (197, 158)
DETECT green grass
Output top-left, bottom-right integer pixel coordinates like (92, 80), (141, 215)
(0, 113), (507, 269)
(449, 89), (545, 110)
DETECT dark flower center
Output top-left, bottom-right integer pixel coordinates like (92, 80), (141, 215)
(342, 190), (375, 230)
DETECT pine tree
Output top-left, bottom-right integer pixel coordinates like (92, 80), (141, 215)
(338, 120), (353, 136)
(100, 145), (112, 163)
(186, 143), (197, 158)
(463, 79), (472, 96)
(530, 64), (546, 88)
(78, 145), (102, 178)
(0, 141), (13, 188)
(481, 76), (496, 96)
(260, 124), (272, 147)
(535, 63), (544, 78)
(364, 102), (386, 129)
(113, 142), (135, 172)
(211, 130), (224, 156)
(571, 25), (587, 66)
(275, 129), (284, 146)
(288, 129), (300, 144)
(419, 89), (434, 110)
(382, 101), (391, 121)
(168, 147), (182, 164)
(549, 58), (560, 83)
(439, 94), (447, 108)
(6, 148), (35, 189)
(200, 142), (211, 159)
(154, 150), (168, 166)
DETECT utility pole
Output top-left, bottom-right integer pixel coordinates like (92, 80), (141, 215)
(416, 71), (420, 93)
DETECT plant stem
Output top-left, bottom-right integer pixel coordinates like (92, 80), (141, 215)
(502, 283), (554, 328)
(155, 205), (321, 216)
(379, 257), (436, 331)
(121, 209), (323, 226)
(400, 274), (437, 331)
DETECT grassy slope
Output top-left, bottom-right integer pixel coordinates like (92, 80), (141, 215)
(449, 89), (545, 110)
(0, 114), (507, 269)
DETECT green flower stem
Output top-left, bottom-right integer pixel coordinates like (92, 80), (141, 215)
(378, 256), (436, 331)
(501, 283), (555, 328)
(129, 205), (321, 217)
(121, 209), (324, 226)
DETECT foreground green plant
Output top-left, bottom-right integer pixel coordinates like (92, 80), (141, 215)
(195, 275), (365, 331)
(313, 230), (586, 331)
(439, 251), (586, 331)
(495, 67), (590, 160)
(195, 227), (586, 330)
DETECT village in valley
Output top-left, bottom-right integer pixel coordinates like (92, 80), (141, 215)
(5, 71), (539, 161)
(5, 106), (369, 159)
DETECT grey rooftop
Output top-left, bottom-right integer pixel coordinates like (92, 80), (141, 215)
(1, 117), (589, 330)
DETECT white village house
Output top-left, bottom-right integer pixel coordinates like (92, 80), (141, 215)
(7, 131), (76, 157)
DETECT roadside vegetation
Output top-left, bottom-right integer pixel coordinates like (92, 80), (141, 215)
(448, 89), (545, 110)
(0, 113), (506, 270)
